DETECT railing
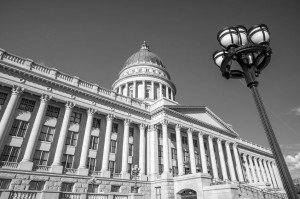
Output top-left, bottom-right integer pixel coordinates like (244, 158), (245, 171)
(86, 194), (109, 199)
(89, 170), (102, 176)
(2, 53), (26, 65)
(56, 72), (74, 83)
(60, 192), (81, 199)
(33, 165), (51, 172)
(64, 168), (78, 174)
(9, 191), (39, 199)
(32, 63), (51, 74)
(0, 161), (18, 169)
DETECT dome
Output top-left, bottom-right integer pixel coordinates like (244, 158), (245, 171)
(124, 41), (165, 69)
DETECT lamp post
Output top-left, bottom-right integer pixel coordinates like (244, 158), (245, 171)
(131, 165), (140, 193)
(212, 24), (299, 199)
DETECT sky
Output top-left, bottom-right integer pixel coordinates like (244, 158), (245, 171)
(0, 0), (300, 178)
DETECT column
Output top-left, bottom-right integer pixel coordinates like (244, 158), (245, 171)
(198, 132), (208, 173)
(146, 126), (151, 175)
(118, 86), (122, 94)
(217, 139), (228, 180)
(139, 124), (146, 178)
(268, 161), (278, 188)
(161, 120), (171, 178)
(166, 86), (169, 99)
(159, 83), (162, 98)
(263, 159), (273, 187)
(248, 155), (257, 183)
(225, 141), (236, 181)
(51, 101), (75, 173)
(78, 108), (96, 175)
(100, 114), (114, 177)
(150, 125), (159, 179)
(142, 80), (145, 99)
(273, 163), (283, 189)
(125, 83), (128, 96)
(258, 158), (268, 183)
(0, 86), (23, 145)
(121, 119), (131, 179)
(151, 81), (155, 99)
(243, 154), (252, 183)
(175, 124), (184, 176)
(133, 81), (136, 98)
(20, 94), (51, 170)
(233, 143), (244, 182)
(187, 128), (196, 174)
(254, 157), (263, 182)
(208, 135), (219, 179)
(171, 89), (174, 100)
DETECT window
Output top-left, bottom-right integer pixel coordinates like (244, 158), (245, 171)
(157, 129), (162, 138)
(88, 184), (99, 193)
(195, 154), (200, 165)
(131, 186), (140, 193)
(158, 145), (163, 157)
(110, 140), (117, 153)
(129, 127), (134, 137)
(39, 125), (55, 142)
(182, 136), (188, 145)
(18, 98), (35, 112)
(89, 136), (99, 150)
(0, 179), (11, 189)
(29, 181), (45, 190)
(70, 112), (82, 124)
(170, 133), (176, 142)
(0, 146), (20, 162)
(171, 148), (177, 160)
(88, 158), (96, 171)
(33, 150), (49, 166)
(184, 150), (189, 162)
(172, 166), (178, 177)
(111, 185), (120, 192)
(193, 139), (198, 147)
(128, 163), (132, 174)
(185, 168), (190, 175)
(129, 86), (133, 98)
(61, 182), (74, 192)
(128, 144), (133, 156)
(109, 161), (115, 174)
(0, 92), (8, 105)
(45, 105), (60, 118)
(65, 131), (78, 146)
(9, 119), (29, 137)
(204, 142), (208, 150)
(156, 187), (161, 199)
(145, 85), (151, 99)
(159, 164), (163, 174)
(112, 123), (118, 133)
(62, 154), (74, 168)
(92, 118), (101, 129)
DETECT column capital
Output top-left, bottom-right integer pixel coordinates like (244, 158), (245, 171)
(225, 141), (232, 146)
(253, 156), (258, 160)
(160, 119), (169, 126)
(87, 107), (96, 115)
(198, 131), (206, 137)
(139, 123), (146, 130)
(151, 124), (158, 131)
(175, 124), (182, 130)
(106, 113), (114, 121)
(124, 118), (131, 126)
(243, 154), (248, 159)
(65, 101), (75, 109)
(208, 135), (214, 140)
(12, 85), (24, 95)
(187, 128), (194, 133)
(41, 93), (52, 102)
(216, 138), (223, 144)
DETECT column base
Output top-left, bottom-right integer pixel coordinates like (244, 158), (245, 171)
(101, 170), (111, 178)
(161, 172), (172, 179)
(51, 165), (63, 174)
(139, 174), (148, 181)
(121, 171), (130, 179)
(78, 168), (89, 175)
(18, 161), (33, 171)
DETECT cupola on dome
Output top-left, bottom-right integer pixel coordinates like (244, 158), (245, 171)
(124, 41), (165, 69)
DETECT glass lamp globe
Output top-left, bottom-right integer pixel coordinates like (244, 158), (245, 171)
(236, 25), (248, 45)
(213, 50), (227, 68)
(248, 24), (270, 44)
(217, 27), (239, 48)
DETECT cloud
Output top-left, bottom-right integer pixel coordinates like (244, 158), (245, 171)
(285, 152), (300, 171)
(289, 106), (300, 116)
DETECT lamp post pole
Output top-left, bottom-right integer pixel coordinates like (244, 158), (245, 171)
(213, 24), (299, 199)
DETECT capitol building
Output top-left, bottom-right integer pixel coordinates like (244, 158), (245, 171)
(0, 42), (286, 199)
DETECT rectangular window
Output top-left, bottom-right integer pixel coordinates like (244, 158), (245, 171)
(61, 182), (74, 192)
(112, 123), (118, 133)
(184, 151), (189, 162)
(172, 166), (178, 177)
(45, 105), (60, 118)
(110, 140), (117, 153)
(129, 144), (133, 156)
(62, 154), (74, 168)
(170, 133), (176, 142)
(29, 181), (45, 191)
(111, 185), (120, 192)
(159, 164), (163, 174)
(185, 168), (190, 175)
(65, 131), (78, 146)
(88, 184), (99, 193)
(157, 129), (162, 138)
(0, 179), (11, 189)
(182, 136), (188, 145)
(0, 145), (20, 162)
(158, 145), (163, 157)
(18, 98), (36, 112)
(39, 125), (55, 142)
(88, 158), (96, 171)
(195, 154), (201, 165)
(9, 119), (29, 137)
(193, 139), (198, 147)
(128, 163), (132, 174)
(171, 148), (177, 160)
(92, 118), (101, 129)
(156, 187), (161, 199)
(33, 150), (49, 166)
(0, 92), (8, 105)
(109, 161), (115, 174)
(129, 127), (134, 137)
(131, 186), (140, 193)
(89, 136), (99, 150)
(70, 112), (82, 124)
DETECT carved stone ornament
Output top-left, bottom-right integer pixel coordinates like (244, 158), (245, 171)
(225, 141), (231, 146)
(139, 123), (146, 130)
(106, 113), (114, 121)
(188, 128), (194, 133)
(151, 124), (158, 131)
(161, 119), (169, 126)
(19, 78), (26, 83)
(12, 85), (24, 95)
(175, 124), (182, 130)
(198, 131), (205, 137)
(208, 135), (214, 140)
(40, 93), (52, 102)
(65, 101), (75, 109)
(87, 107), (96, 115)
(216, 138), (223, 143)
(46, 87), (52, 92)
(124, 118), (131, 125)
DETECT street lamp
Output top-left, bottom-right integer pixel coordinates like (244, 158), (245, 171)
(131, 165), (140, 193)
(212, 24), (299, 199)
